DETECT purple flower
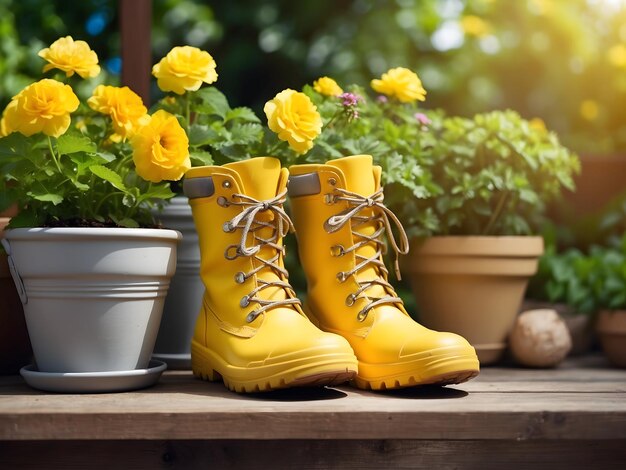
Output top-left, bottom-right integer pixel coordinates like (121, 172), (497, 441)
(338, 92), (363, 122)
(339, 92), (362, 107)
(414, 112), (431, 126)
(376, 95), (388, 104)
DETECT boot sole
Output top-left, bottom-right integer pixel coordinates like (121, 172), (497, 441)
(353, 347), (480, 390)
(191, 341), (358, 393)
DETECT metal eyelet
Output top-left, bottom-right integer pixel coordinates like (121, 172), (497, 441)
(217, 196), (229, 207)
(222, 221), (235, 233)
(324, 194), (336, 205)
(330, 245), (345, 257)
(224, 245), (240, 260)
(222, 180), (232, 189)
(336, 272), (347, 282)
(240, 295), (250, 308)
(328, 177), (337, 186)
(234, 272), (246, 284)
(245, 312), (257, 323)
(345, 293), (357, 306)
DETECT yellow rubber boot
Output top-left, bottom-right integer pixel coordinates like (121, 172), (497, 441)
(183, 157), (357, 393)
(288, 155), (479, 390)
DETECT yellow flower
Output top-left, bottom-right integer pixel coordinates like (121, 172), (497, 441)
(460, 15), (490, 37)
(529, 118), (547, 133)
(580, 100), (599, 121)
(371, 67), (426, 103)
(131, 110), (190, 183)
(38, 36), (100, 79)
(313, 77), (343, 97)
(1, 79), (79, 138)
(607, 44), (626, 68)
(264, 89), (322, 154)
(87, 85), (149, 139)
(152, 46), (218, 95)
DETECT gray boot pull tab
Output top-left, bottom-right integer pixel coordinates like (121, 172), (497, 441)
(287, 173), (321, 197)
(1, 239), (27, 304)
(183, 177), (215, 200)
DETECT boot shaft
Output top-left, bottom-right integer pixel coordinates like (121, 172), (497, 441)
(288, 155), (408, 331)
(184, 157), (296, 328)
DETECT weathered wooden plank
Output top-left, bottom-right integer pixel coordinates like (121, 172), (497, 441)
(1, 355), (625, 441)
(1, 394), (625, 440)
(1, 439), (625, 470)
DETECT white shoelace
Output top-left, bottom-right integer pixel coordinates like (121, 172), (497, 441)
(325, 187), (409, 322)
(223, 189), (300, 323)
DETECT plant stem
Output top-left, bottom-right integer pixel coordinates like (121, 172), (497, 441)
(483, 190), (509, 235)
(47, 136), (63, 174)
(185, 94), (191, 132)
(324, 109), (341, 129)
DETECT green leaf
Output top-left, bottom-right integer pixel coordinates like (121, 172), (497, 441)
(229, 123), (263, 145)
(71, 180), (90, 191)
(225, 107), (261, 124)
(56, 134), (97, 155)
(89, 165), (127, 191)
(188, 124), (220, 147)
(195, 88), (230, 118)
(0, 132), (30, 158)
(110, 215), (140, 228)
(27, 190), (63, 205)
(95, 151), (117, 163)
(190, 150), (214, 166)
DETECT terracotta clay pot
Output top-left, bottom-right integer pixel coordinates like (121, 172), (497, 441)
(0, 216), (32, 374)
(403, 236), (544, 365)
(596, 310), (626, 368)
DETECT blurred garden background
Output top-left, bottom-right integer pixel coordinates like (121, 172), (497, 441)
(2, 0), (626, 246)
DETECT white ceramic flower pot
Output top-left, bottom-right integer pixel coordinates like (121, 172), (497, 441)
(2, 227), (181, 374)
(152, 197), (204, 369)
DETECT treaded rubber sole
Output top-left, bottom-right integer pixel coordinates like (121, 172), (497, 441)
(191, 341), (358, 393)
(353, 368), (479, 390)
(353, 348), (480, 390)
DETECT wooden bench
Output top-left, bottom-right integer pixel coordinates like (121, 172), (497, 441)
(0, 354), (625, 469)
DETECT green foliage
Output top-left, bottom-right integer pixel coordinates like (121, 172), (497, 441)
(529, 238), (626, 314)
(293, 84), (580, 238)
(0, 128), (175, 228)
(152, 87), (263, 166)
(399, 110), (581, 236)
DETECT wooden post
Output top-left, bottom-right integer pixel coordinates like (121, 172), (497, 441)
(119, 0), (152, 105)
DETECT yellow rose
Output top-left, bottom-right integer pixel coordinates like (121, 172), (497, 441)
(87, 85), (149, 139)
(38, 36), (101, 79)
(264, 89), (322, 154)
(152, 46), (218, 95)
(1, 79), (79, 138)
(131, 110), (190, 183)
(313, 77), (343, 97)
(371, 67), (427, 103)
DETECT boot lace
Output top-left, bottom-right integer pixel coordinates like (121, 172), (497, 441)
(325, 187), (409, 322)
(223, 189), (300, 323)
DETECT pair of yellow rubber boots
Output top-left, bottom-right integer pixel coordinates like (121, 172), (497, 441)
(183, 155), (479, 393)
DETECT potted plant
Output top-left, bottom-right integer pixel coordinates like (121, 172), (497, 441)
(282, 69), (580, 364)
(579, 242), (626, 368)
(148, 46), (265, 369)
(0, 36), (189, 392)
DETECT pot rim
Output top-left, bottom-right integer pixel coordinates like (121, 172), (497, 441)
(409, 235), (544, 257)
(4, 227), (182, 242)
